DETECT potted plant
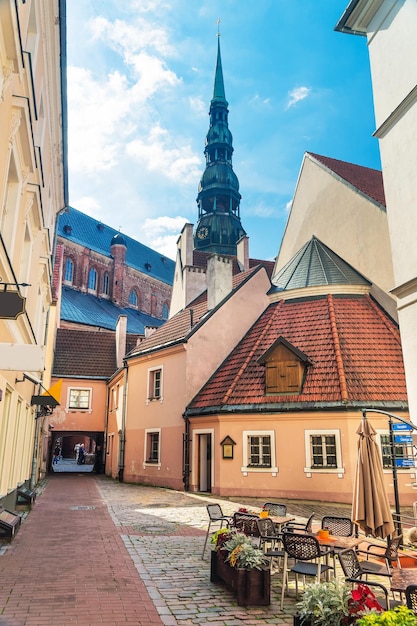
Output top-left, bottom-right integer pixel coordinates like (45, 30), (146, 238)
(210, 528), (270, 605)
(356, 606), (417, 625)
(295, 580), (351, 626)
(294, 581), (386, 626)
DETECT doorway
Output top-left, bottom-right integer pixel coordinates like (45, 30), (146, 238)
(198, 433), (212, 492)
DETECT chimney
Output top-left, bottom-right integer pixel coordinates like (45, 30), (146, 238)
(237, 235), (250, 272)
(115, 315), (127, 369)
(207, 254), (233, 310)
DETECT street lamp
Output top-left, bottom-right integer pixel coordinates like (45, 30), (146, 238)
(362, 408), (417, 535)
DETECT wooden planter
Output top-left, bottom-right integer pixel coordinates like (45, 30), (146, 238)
(210, 550), (270, 606)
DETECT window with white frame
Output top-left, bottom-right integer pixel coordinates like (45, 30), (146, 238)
(102, 272), (109, 295)
(68, 388), (91, 410)
(147, 367), (162, 401)
(242, 430), (277, 472)
(304, 429), (343, 473)
(379, 433), (415, 469)
(144, 429), (161, 465)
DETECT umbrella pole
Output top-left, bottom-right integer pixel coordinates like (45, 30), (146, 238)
(388, 416), (402, 535)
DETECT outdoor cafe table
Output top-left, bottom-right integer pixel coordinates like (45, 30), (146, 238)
(315, 533), (364, 580)
(268, 514), (295, 531)
(390, 568), (417, 595)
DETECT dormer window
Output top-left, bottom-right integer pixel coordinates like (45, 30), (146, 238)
(258, 336), (311, 396)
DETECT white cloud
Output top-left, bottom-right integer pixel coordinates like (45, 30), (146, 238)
(189, 96), (206, 116)
(285, 86), (311, 110)
(91, 16), (175, 58)
(285, 199), (293, 213)
(142, 215), (190, 259)
(126, 125), (202, 184)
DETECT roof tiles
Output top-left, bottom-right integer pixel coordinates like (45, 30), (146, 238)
(187, 294), (407, 412)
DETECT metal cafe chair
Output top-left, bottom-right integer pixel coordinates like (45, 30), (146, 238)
(263, 502), (287, 517)
(361, 534), (403, 573)
(201, 503), (233, 559)
(338, 547), (393, 582)
(406, 584), (417, 614)
(257, 517), (284, 572)
(284, 511), (315, 534)
(340, 549), (403, 611)
(280, 532), (333, 609)
(321, 515), (355, 570)
(233, 512), (260, 542)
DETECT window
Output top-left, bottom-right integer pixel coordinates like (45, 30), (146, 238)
(258, 337), (310, 395)
(88, 267), (97, 291)
(147, 367), (163, 402)
(304, 430), (343, 474)
(310, 434), (337, 468)
(380, 434), (414, 469)
(144, 429), (161, 465)
(128, 289), (138, 306)
(248, 435), (271, 467)
(242, 430), (277, 474)
(102, 272), (109, 295)
(68, 388), (91, 410)
(64, 258), (74, 283)
(162, 303), (169, 319)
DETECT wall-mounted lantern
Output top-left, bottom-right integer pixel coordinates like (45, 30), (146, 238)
(220, 435), (236, 459)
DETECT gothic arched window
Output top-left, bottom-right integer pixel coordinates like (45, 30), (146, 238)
(88, 267), (98, 292)
(102, 272), (109, 295)
(64, 258), (74, 283)
(162, 303), (169, 319)
(128, 289), (138, 307)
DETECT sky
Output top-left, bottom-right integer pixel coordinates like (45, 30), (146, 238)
(66, 0), (381, 262)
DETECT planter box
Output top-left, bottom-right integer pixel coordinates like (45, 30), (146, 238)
(210, 550), (270, 606)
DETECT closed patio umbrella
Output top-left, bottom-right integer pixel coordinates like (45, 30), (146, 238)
(352, 416), (395, 539)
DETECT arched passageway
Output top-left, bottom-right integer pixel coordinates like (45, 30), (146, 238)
(49, 431), (104, 474)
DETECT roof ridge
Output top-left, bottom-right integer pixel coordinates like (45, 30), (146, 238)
(221, 301), (284, 405)
(366, 295), (402, 344)
(327, 294), (349, 403)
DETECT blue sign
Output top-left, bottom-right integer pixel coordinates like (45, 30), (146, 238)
(395, 458), (415, 467)
(392, 422), (413, 431)
(394, 435), (413, 444)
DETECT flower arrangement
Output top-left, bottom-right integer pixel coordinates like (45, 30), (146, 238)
(211, 528), (268, 570)
(296, 581), (386, 626)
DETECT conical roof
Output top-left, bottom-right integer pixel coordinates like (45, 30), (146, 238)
(212, 38), (227, 103)
(271, 236), (370, 292)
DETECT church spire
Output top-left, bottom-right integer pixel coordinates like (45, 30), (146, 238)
(193, 29), (246, 255)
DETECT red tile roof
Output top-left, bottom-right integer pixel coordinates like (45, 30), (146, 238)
(187, 294), (407, 412)
(53, 328), (117, 377)
(127, 265), (264, 357)
(307, 153), (386, 208)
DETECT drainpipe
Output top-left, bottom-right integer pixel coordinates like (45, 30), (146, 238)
(118, 362), (128, 482)
(182, 415), (190, 491)
(30, 409), (41, 488)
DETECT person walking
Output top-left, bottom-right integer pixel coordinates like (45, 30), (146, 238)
(53, 444), (61, 465)
(77, 443), (85, 465)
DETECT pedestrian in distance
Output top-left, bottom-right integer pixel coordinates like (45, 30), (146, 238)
(77, 443), (85, 465)
(53, 444), (60, 465)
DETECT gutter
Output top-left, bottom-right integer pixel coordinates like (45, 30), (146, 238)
(118, 362), (128, 482)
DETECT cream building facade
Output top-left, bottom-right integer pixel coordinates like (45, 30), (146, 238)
(0, 0), (67, 508)
(336, 0), (417, 423)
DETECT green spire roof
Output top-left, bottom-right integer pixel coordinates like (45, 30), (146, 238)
(213, 38), (226, 102)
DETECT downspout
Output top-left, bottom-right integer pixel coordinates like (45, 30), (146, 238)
(103, 378), (110, 473)
(182, 415), (190, 491)
(118, 362), (128, 482)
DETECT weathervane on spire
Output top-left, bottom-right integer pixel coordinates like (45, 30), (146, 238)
(217, 18), (220, 37)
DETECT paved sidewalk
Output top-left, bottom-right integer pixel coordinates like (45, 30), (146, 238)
(0, 474), (408, 626)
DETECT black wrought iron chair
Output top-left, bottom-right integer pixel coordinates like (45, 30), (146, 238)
(321, 515), (355, 570)
(406, 584), (417, 614)
(284, 512), (315, 534)
(339, 548), (403, 610)
(263, 502), (287, 517)
(233, 512), (260, 542)
(257, 517), (284, 571)
(280, 532), (333, 609)
(361, 534), (403, 573)
(201, 503), (233, 559)
(338, 547), (393, 582)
